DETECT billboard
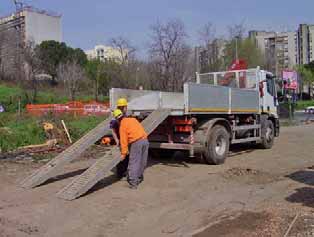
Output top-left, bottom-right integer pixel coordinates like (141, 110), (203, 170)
(282, 70), (298, 90)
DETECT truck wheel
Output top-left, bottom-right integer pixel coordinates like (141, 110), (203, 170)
(260, 120), (274, 149)
(204, 125), (230, 165)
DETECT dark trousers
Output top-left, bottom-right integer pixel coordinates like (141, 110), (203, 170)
(127, 139), (149, 186)
(116, 155), (129, 178)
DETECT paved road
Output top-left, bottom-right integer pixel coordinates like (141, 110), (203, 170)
(294, 110), (314, 123)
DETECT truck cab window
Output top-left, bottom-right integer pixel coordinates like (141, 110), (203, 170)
(266, 75), (275, 96)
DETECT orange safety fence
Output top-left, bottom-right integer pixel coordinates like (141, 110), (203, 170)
(26, 101), (110, 116)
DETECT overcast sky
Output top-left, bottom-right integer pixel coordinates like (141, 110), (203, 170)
(1, 0), (314, 56)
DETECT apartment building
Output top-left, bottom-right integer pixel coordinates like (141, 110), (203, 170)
(0, 6), (62, 77)
(249, 30), (297, 77)
(85, 45), (127, 63)
(297, 24), (314, 65)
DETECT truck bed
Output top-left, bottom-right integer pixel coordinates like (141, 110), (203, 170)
(110, 83), (260, 115)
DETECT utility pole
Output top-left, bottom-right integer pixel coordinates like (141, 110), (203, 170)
(135, 67), (139, 89)
(235, 37), (239, 61)
(195, 46), (200, 74)
(12, 0), (24, 12)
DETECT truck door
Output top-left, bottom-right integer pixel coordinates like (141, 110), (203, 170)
(263, 74), (277, 114)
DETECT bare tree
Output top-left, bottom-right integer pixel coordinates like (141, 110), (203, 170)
(148, 19), (191, 91)
(198, 22), (216, 46)
(0, 32), (4, 80)
(198, 22), (224, 72)
(228, 23), (246, 39)
(109, 36), (136, 64)
(108, 36), (139, 89)
(0, 29), (21, 80)
(22, 41), (42, 102)
(57, 60), (86, 101)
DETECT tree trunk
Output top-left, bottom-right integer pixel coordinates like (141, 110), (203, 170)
(31, 77), (37, 103)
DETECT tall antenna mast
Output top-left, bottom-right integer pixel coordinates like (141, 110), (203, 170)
(12, 0), (24, 12)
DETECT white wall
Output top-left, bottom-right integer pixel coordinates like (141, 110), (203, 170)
(24, 10), (62, 44)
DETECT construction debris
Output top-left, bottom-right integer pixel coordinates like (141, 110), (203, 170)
(17, 139), (58, 152)
(284, 213), (299, 237)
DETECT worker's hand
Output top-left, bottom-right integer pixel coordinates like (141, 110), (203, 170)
(121, 155), (126, 160)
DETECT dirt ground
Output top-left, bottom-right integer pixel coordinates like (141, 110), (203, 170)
(1, 124), (314, 237)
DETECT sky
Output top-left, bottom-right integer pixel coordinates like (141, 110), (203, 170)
(1, 0), (314, 57)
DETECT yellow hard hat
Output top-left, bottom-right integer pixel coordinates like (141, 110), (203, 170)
(113, 109), (123, 119)
(117, 98), (128, 107)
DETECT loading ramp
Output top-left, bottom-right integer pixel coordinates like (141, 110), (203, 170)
(20, 108), (171, 200)
(20, 117), (113, 189)
(56, 108), (171, 200)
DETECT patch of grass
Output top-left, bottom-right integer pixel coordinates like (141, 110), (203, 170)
(36, 91), (68, 104)
(295, 100), (314, 110)
(0, 114), (46, 152)
(64, 115), (105, 141)
(0, 113), (106, 152)
(0, 84), (22, 101)
(0, 83), (108, 152)
(77, 95), (109, 103)
(0, 84), (24, 112)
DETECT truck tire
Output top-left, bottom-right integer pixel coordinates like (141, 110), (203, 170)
(260, 120), (274, 149)
(204, 125), (230, 165)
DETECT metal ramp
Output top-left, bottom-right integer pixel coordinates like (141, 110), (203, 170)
(56, 108), (171, 200)
(20, 117), (113, 189)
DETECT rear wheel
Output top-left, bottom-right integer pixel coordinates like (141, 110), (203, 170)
(204, 125), (230, 165)
(260, 120), (274, 149)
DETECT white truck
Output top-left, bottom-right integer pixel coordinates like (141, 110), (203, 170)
(111, 67), (280, 164)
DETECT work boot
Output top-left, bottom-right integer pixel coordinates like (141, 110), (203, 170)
(129, 184), (138, 189)
(139, 175), (144, 183)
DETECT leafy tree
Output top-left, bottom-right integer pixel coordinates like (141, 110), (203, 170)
(22, 41), (42, 103)
(37, 41), (69, 82)
(296, 62), (314, 97)
(85, 59), (112, 100)
(37, 40), (87, 82)
(67, 48), (88, 66)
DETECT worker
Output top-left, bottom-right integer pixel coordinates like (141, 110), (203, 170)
(111, 109), (129, 179)
(114, 109), (149, 189)
(110, 98), (129, 179)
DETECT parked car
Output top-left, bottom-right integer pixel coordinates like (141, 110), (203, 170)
(305, 106), (314, 114)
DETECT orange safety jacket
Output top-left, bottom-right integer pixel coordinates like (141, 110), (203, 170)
(119, 117), (147, 157)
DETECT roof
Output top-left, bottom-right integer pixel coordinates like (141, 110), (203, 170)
(0, 6), (61, 23)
